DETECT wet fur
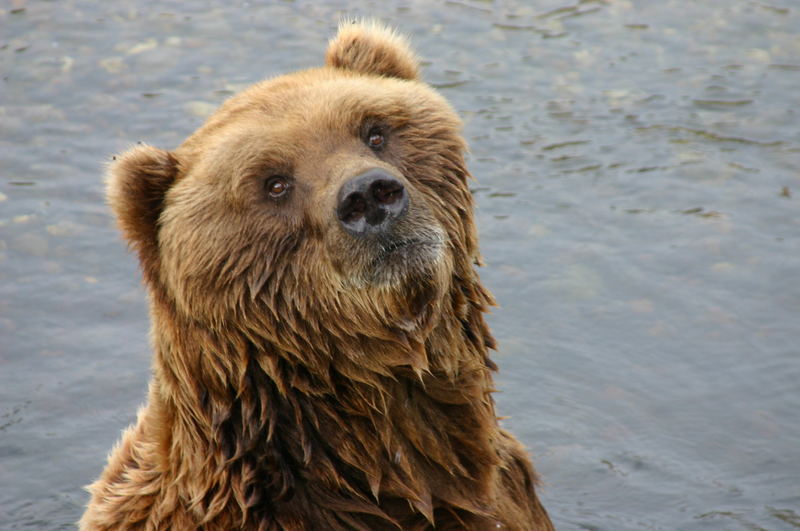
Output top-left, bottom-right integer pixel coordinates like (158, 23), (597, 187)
(81, 21), (554, 530)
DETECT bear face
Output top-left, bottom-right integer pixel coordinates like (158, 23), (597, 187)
(110, 23), (478, 347)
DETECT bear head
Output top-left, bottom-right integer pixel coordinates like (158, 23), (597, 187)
(107, 21), (488, 369)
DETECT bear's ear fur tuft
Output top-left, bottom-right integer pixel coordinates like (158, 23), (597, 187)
(106, 144), (180, 278)
(325, 20), (420, 81)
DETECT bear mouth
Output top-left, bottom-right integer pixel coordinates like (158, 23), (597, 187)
(383, 239), (422, 256)
(367, 236), (443, 282)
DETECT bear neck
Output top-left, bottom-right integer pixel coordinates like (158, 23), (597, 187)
(147, 279), (503, 526)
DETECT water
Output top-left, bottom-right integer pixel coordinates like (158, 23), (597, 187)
(1, 1), (798, 529)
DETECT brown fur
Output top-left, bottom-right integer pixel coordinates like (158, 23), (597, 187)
(82, 21), (554, 530)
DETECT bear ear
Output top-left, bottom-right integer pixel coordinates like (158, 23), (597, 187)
(106, 144), (180, 277)
(325, 20), (420, 81)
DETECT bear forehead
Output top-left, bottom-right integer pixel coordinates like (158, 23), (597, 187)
(179, 68), (459, 154)
(241, 68), (448, 117)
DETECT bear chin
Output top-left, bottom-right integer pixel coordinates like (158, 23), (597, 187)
(367, 236), (444, 284)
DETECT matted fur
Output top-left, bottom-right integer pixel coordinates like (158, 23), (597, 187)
(81, 21), (554, 530)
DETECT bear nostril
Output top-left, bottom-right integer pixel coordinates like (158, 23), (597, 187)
(371, 179), (404, 205)
(340, 193), (367, 223)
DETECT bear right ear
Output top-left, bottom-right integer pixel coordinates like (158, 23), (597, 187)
(325, 20), (420, 81)
(106, 144), (180, 279)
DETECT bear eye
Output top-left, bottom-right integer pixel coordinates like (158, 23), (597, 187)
(366, 127), (386, 150)
(266, 176), (290, 198)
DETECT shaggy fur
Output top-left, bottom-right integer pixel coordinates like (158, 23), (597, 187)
(82, 21), (554, 530)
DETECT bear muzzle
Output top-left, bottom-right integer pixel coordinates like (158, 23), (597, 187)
(330, 167), (446, 287)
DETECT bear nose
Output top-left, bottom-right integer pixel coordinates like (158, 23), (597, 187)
(336, 169), (408, 236)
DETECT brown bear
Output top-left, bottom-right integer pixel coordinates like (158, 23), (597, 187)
(81, 21), (554, 531)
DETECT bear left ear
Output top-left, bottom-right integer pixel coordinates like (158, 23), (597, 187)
(106, 144), (180, 280)
(325, 20), (420, 81)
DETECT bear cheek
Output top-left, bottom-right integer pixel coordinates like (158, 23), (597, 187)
(158, 204), (322, 320)
(157, 227), (212, 317)
(155, 215), (234, 317)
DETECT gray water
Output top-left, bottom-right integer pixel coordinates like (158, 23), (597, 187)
(1, 1), (798, 529)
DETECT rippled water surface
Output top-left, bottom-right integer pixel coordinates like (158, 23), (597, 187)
(2, 1), (799, 529)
